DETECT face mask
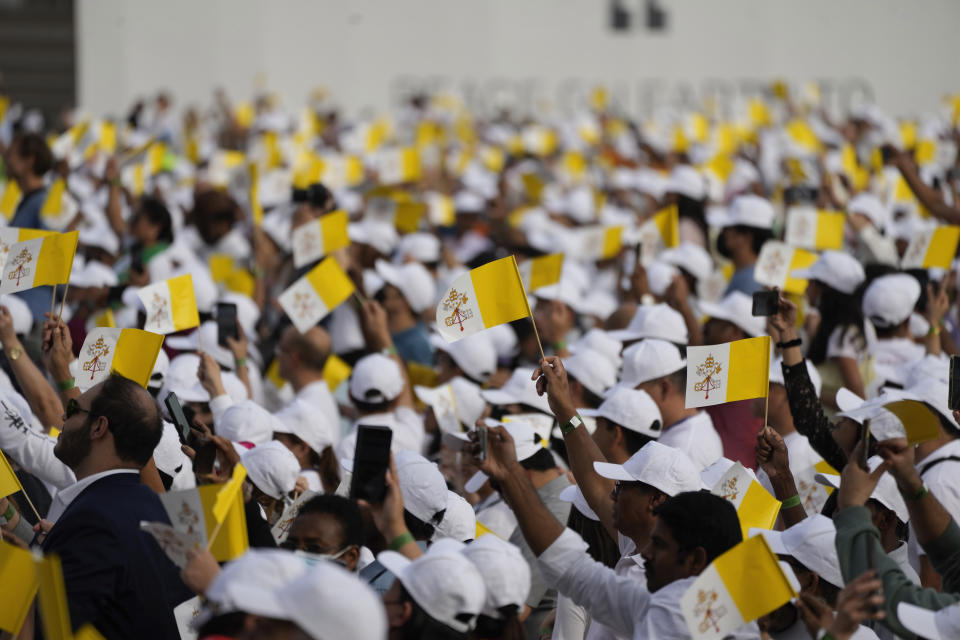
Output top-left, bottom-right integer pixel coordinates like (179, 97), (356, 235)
(293, 546), (352, 568)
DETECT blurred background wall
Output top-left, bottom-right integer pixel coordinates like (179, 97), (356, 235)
(57, 0), (960, 119)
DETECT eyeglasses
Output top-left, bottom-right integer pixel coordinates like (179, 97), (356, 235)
(613, 480), (643, 496)
(65, 398), (91, 419)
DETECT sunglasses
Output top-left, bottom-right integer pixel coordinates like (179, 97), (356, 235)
(65, 398), (92, 419)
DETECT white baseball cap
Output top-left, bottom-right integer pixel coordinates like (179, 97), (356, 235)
(430, 332), (497, 383)
(658, 243), (714, 282)
(218, 400), (283, 446)
(349, 354), (404, 405)
(614, 339), (686, 390)
(749, 514), (843, 588)
(241, 440), (301, 500)
(71, 260), (119, 288)
(415, 377), (487, 432)
(348, 219), (399, 255)
(707, 194), (775, 230)
(464, 419), (550, 493)
(607, 303), (689, 345)
(699, 291), (767, 337)
(569, 328), (623, 370)
(666, 165), (707, 200)
(848, 193), (890, 231)
(395, 450), (449, 526)
(769, 358), (822, 397)
(461, 535), (532, 617)
(593, 441), (701, 496)
(274, 398), (336, 455)
(237, 555), (387, 640)
(559, 484), (599, 521)
(564, 348), (618, 398)
(898, 601), (959, 640)
(433, 491), (477, 542)
(480, 368), (553, 415)
(790, 251), (866, 295)
(378, 539), (487, 633)
(398, 232), (441, 264)
(862, 274), (921, 329)
(580, 388), (663, 438)
(815, 456), (908, 523)
(148, 348), (170, 391)
(204, 549), (311, 613)
(375, 259), (436, 313)
(645, 261), (680, 297)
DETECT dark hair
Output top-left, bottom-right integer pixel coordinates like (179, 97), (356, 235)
(676, 194), (708, 240)
(807, 282), (867, 365)
(404, 509), (442, 542)
(13, 133), (54, 176)
(620, 426), (655, 456)
(298, 494), (365, 547)
(717, 225), (773, 258)
(350, 395), (392, 414)
(473, 606), (525, 640)
(89, 374), (163, 466)
(653, 491), (741, 564)
(398, 584), (469, 640)
(519, 447), (556, 472)
(138, 196), (174, 244)
(566, 507), (620, 568)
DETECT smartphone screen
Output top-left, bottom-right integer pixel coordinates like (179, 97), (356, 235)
(216, 302), (239, 348)
(164, 391), (191, 444)
(949, 356), (960, 411)
(478, 425), (488, 462)
(349, 425), (393, 503)
(752, 290), (779, 317)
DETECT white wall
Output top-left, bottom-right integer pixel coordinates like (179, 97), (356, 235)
(76, 0), (960, 120)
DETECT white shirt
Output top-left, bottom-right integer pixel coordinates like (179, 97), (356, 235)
(554, 593), (590, 640)
(0, 392), (75, 491)
(585, 553), (646, 640)
(657, 412), (723, 471)
(46, 469), (139, 523)
(909, 439), (960, 560)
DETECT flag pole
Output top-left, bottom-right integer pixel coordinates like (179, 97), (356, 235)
(56, 283), (70, 322)
(19, 488), (43, 523)
(206, 518), (225, 550)
(50, 286), (57, 317)
(511, 255), (547, 361)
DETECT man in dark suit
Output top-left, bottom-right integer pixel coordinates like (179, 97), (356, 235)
(40, 374), (192, 639)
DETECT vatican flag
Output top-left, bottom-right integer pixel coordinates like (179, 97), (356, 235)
(680, 535), (796, 640)
(710, 462), (781, 539)
(377, 147), (421, 185)
(436, 256), (530, 342)
(900, 225), (960, 270)
(77, 328), (165, 390)
(137, 274), (200, 335)
(425, 192), (455, 227)
(518, 253), (564, 292)
(0, 227), (54, 272)
(685, 337), (771, 409)
(278, 256), (355, 333)
(784, 206), (845, 251)
(0, 180), (21, 220)
(753, 241), (818, 294)
(291, 210), (350, 268)
(0, 231), (78, 294)
(579, 225), (623, 261)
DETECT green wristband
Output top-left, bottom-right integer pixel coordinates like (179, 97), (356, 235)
(57, 378), (76, 391)
(388, 531), (415, 551)
(235, 357), (247, 368)
(781, 494), (802, 509)
(559, 414), (583, 436)
(903, 484), (929, 502)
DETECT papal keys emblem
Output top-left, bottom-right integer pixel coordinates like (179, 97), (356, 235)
(7, 247), (32, 287)
(694, 353), (722, 400)
(82, 336), (110, 381)
(694, 589), (728, 633)
(441, 289), (473, 332)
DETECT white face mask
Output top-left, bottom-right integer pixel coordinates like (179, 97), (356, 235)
(293, 546), (352, 568)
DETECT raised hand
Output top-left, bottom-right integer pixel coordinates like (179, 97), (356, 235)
(531, 356), (576, 423)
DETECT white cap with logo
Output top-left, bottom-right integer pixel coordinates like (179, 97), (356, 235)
(580, 388), (663, 439)
(433, 491), (478, 542)
(706, 194), (775, 230)
(593, 441), (701, 496)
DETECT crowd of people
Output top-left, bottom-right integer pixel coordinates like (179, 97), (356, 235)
(0, 79), (960, 640)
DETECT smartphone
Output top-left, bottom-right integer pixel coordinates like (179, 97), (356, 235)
(949, 356), (960, 411)
(860, 419), (871, 470)
(752, 289), (779, 317)
(130, 246), (144, 273)
(165, 392), (192, 444)
(478, 425), (488, 462)
(349, 425), (393, 504)
(216, 302), (239, 348)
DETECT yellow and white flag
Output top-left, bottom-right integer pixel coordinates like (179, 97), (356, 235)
(436, 256), (531, 342)
(291, 210), (350, 268)
(279, 256), (355, 333)
(425, 192), (455, 227)
(0, 227), (54, 272)
(900, 225), (960, 270)
(685, 336), (771, 408)
(0, 231), (78, 295)
(39, 179), (79, 230)
(0, 180), (21, 220)
(0, 539), (37, 634)
(637, 205), (680, 249)
(318, 154), (365, 189)
(680, 534), (796, 640)
(518, 253), (564, 292)
(322, 354), (352, 392)
(754, 241), (818, 294)
(137, 274), (200, 335)
(784, 206), (845, 251)
(377, 147), (421, 185)
(77, 328), (165, 390)
(711, 462), (781, 538)
(579, 225), (623, 261)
